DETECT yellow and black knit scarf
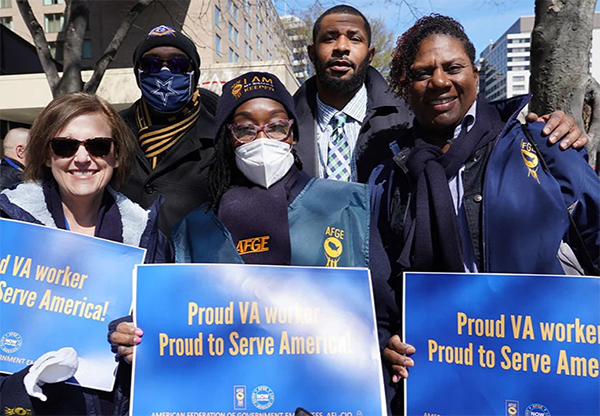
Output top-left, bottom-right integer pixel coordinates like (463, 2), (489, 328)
(135, 90), (201, 169)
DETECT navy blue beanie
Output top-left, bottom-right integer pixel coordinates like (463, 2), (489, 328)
(214, 72), (299, 141)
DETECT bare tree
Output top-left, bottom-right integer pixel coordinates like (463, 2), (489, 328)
(530, 0), (600, 167)
(369, 17), (396, 77)
(16, 0), (155, 97)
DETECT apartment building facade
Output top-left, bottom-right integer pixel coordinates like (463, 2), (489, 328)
(0, 0), (299, 124)
(479, 13), (600, 102)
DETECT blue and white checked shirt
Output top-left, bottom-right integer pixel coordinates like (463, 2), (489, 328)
(315, 85), (368, 182)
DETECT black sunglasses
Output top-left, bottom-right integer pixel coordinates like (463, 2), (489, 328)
(139, 56), (191, 74)
(50, 137), (115, 158)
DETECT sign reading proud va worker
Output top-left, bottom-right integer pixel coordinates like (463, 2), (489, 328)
(0, 218), (146, 391)
(131, 264), (386, 416)
(404, 272), (600, 416)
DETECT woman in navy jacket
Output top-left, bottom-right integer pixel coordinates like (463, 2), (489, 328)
(371, 15), (600, 401)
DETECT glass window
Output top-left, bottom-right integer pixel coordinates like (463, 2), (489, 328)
(235, 53), (239, 62)
(234, 28), (238, 47)
(48, 41), (57, 58)
(0, 0), (11, 8)
(233, 4), (237, 21)
(43, 0), (63, 4)
(229, 47), (234, 62)
(44, 13), (64, 33)
(81, 39), (92, 59)
(228, 22), (233, 40)
(214, 6), (220, 27)
(0, 16), (12, 29)
(216, 34), (221, 55)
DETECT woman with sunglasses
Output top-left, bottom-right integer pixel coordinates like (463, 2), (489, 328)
(0, 92), (172, 415)
(110, 72), (401, 411)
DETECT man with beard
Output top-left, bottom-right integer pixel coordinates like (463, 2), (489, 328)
(294, 5), (410, 183)
(294, 5), (587, 184)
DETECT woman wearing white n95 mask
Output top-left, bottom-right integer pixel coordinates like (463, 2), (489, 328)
(109, 73), (401, 413)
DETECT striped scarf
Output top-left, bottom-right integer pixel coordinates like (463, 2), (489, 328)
(136, 90), (201, 169)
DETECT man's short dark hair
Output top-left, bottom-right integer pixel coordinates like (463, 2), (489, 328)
(312, 5), (371, 45)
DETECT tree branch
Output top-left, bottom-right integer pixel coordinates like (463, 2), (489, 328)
(585, 76), (600, 168)
(16, 0), (60, 92)
(55, 0), (87, 95)
(84, 0), (156, 93)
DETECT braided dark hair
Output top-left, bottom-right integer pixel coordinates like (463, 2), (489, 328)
(388, 14), (476, 99)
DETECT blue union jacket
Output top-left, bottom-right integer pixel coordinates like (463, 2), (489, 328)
(369, 95), (600, 275)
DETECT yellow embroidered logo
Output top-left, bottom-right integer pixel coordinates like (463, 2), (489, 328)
(237, 236), (270, 255)
(324, 226), (344, 267)
(231, 80), (243, 98)
(231, 76), (275, 99)
(4, 407), (33, 416)
(520, 139), (540, 184)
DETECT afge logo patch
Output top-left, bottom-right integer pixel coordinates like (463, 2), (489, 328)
(506, 400), (519, 416)
(324, 226), (345, 267)
(521, 139), (540, 184)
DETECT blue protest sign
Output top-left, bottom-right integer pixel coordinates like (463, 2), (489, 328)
(404, 272), (600, 416)
(0, 218), (146, 391)
(131, 263), (386, 415)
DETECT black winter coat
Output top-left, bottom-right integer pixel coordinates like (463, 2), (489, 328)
(119, 97), (215, 237)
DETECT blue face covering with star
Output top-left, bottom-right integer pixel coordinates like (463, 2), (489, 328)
(139, 68), (194, 113)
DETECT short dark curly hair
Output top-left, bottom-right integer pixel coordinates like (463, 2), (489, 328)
(312, 5), (371, 46)
(388, 14), (476, 99)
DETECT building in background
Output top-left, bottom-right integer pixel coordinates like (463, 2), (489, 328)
(280, 14), (313, 84)
(479, 13), (600, 102)
(0, 0), (299, 125)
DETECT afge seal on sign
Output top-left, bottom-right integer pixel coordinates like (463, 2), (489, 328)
(251, 385), (274, 410)
(233, 385), (246, 410)
(0, 331), (22, 353)
(525, 403), (551, 416)
(505, 400), (518, 416)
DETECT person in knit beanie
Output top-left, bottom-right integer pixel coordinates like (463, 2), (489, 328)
(118, 25), (216, 238)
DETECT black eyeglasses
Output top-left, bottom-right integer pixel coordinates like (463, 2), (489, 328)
(139, 56), (191, 74)
(227, 119), (294, 143)
(50, 137), (115, 158)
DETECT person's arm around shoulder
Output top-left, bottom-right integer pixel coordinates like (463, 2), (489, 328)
(526, 110), (588, 149)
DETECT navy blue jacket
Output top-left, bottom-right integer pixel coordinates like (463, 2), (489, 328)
(369, 95), (600, 276)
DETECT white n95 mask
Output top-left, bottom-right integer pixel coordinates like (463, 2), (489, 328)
(235, 138), (294, 188)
